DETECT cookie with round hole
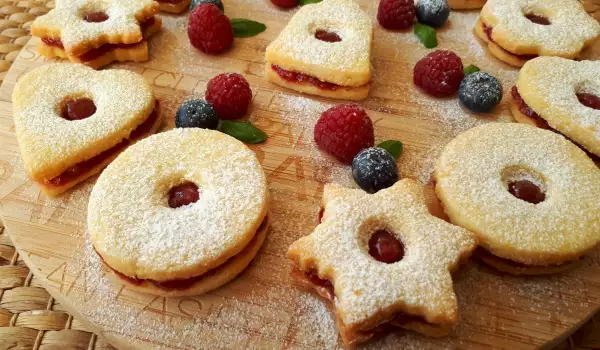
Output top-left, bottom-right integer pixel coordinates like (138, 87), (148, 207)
(12, 63), (160, 196)
(435, 123), (600, 275)
(157, 0), (191, 13)
(510, 56), (600, 159)
(88, 128), (269, 297)
(31, 0), (162, 69)
(265, 0), (373, 101)
(288, 179), (477, 348)
(474, 0), (600, 67)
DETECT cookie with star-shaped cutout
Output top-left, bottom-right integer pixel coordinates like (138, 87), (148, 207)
(31, 0), (161, 69)
(288, 179), (477, 348)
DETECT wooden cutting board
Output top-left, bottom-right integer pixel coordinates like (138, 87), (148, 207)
(1, 1), (600, 349)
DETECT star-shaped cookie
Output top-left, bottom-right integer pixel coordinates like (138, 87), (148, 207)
(31, 0), (159, 56)
(288, 179), (477, 347)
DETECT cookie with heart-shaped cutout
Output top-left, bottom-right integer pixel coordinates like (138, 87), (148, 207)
(31, 0), (161, 69)
(288, 179), (477, 348)
(509, 56), (600, 158)
(474, 0), (600, 67)
(265, 0), (373, 101)
(12, 63), (160, 196)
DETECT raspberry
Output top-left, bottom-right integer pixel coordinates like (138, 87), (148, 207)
(377, 0), (416, 30)
(314, 104), (374, 164)
(413, 50), (464, 97)
(270, 0), (298, 8)
(205, 73), (252, 120)
(188, 4), (233, 55)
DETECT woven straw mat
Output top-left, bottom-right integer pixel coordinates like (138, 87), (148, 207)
(1, 0), (600, 349)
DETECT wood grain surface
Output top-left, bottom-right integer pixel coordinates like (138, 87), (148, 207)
(1, 1), (600, 349)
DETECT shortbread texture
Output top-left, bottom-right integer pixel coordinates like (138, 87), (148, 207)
(265, 0), (372, 87)
(517, 57), (600, 156)
(88, 129), (269, 281)
(435, 123), (600, 266)
(31, 0), (158, 56)
(288, 180), (476, 329)
(480, 0), (600, 57)
(12, 63), (155, 183)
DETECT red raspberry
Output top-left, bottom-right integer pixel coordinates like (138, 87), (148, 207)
(377, 0), (416, 30)
(314, 104), (374, 164)
(413, 50), (464, 97)
(188, 4), (233, 55)
(205, 73), (252, 120)
(271, 0), (298, 8)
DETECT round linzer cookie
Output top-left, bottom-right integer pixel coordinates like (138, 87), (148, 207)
(474, 0), (600, 67)
(435, 123), (600, 275)
(510, 56), (600, 159)
(88, 128), (269, 297)
(448, 0), (486, 10)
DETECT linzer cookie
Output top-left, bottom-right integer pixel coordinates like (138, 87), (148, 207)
(31, 0), (162, 69)
(265, 0), (372, 101)
(474, 0), (600, 67)
(157, 0), (191, 13)
(435, 123), (600, 275)
(288, 180), (476, 348)
(510, 56), (600, 158)
(12, 63), (159, 196)
(88, 129), (269, 297)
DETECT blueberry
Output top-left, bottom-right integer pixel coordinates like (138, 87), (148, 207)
(416, 0), (450, 28)
(352, 147), (399, 194)
(175, 99), (219, 129)
(190, 0), (224, 12)
(458, 72), (503, 113)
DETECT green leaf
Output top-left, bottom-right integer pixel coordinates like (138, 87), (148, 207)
(299, 0), (322, 4)
(231, 18), (266, 38)
(219, 121), (267, 144)
(377, 140), (403, 159)
(413, 23), (438, 49)
(464, 64), (481, 76)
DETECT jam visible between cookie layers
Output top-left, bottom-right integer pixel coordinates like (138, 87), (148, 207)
(44, 102), (159, 188)
(511, 86), (600, 163)
(476, 248), (572, 269)
(41, 17), (156, 62)
(271, 65), (342, 91)
(482, 23), (538, 61)
(292, 267), (428, 343)
(100, 217), (268, 290)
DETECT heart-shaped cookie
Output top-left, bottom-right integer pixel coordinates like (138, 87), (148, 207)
(12, 63), (159, 196)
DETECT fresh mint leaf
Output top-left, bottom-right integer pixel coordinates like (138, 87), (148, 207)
(464, 64), (481, 76)
(219, 121), (267, 144)
(377, 140), (403, 159)
(413, 23), (437, 49)
(231, 18), (266, 38)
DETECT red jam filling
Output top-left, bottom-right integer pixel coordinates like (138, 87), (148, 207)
(271, 65), (340, 91)
(510, 86), (550, 128)
(315, 30), (342, 43)
(102, 218), (268, 290)
(317, 207), (324, 224)
(525, 14), (550, 25)
(41, 17), (156, 62)
(44, 102), (159, 187)
(482, 23), (538, 60)
(168, 182), (200, 208)
(84, 12), (109, 23)
(508, 180), (545, 204)
(577, 93), (600, 110)
(368, 230), (404, 264)
(61, 98), (96, 121)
